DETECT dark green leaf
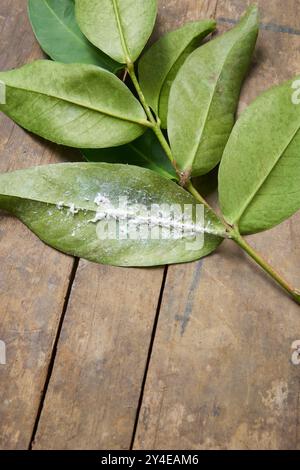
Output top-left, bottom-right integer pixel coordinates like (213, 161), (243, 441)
(219, 77), (300, 234)
(0, 163), (224, 266)
(168, 5), (259, 177)
(0, 61), (148, 148)
(82, 130), (178, 180)
(28, 0), (121, 73)
(139, 19), (216, 128)
(75, 0), (157, 64)
(193, 166), (219, 197)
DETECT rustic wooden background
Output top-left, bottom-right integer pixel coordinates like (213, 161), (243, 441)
(0, 0), (300, 450)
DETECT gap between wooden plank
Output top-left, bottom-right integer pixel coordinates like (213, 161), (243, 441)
(0, 0), (78, 449)
(129, 265), (169, 449)
(218, 18), (300, 35)
(32, 262), (166, 449)
(28, 258), (80, 450)
(128, 0), (220, 450)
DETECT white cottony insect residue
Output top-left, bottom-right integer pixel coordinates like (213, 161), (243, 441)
(56, 201), (80, 215)
(94, 193), (110, 205)
(68, 203), (79, 215)
(53, 192), (215, 251)
(89, 193), (213, 250)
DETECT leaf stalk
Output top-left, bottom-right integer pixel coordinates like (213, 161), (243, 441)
(187, 181), (300, 305)
(232, 230), (300, 305)
(127, 60), (300, 306)
(127, 63), (178, 172)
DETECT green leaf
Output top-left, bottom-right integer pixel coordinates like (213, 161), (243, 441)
(194, 166), (219, 197)
(28, 0), (121, 73)
(168, 5), (259, 178)
(82, 130), (178, 180)
(75, 0), (157, 64)
(139, 20), (216, 128)
(0, 163), (224, 266)
(0, 60), (148, 148)
(219, 77), (300, 234)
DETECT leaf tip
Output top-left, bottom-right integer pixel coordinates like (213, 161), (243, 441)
(243, 4), (259, 25)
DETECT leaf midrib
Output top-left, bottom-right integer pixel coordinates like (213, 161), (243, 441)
(3, 82), (147, 127)
(0, 194), (223, 237)
(234, 124), (300, 225)
(159, 25), (213, 118)
(158, 35), (197, 117)
(0, 193), (98, 213)
(30, 1), (120, 74)
(184, 33), (243, 171)
(42, 0), (90, 50)
(112, 0), (131, 63)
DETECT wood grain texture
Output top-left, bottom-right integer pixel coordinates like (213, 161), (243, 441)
(155, 0), (218, 36)
(33, 262), (164, 450)
(0, 0), (75, 449)
(134, 0), (300, 450)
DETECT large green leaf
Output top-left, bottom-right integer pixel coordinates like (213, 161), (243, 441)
(168, 5), (259, 178)
(75, 0), (157, 64)
(219, 77), (300, 235)
(0, 61), (148, 148)
(0, 163), (224, 266)
(139, 20), (216, 128)
(28, 0), (121, 73)
(82, 130), (178, 180)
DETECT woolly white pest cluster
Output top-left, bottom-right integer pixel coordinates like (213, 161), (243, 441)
(89, 193), (211, 240)
(53, 193), (213, 242)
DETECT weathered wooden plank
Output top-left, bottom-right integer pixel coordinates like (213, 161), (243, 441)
(0, 0), (75, 449)
(32, 262), (164, 450)
(134, 0), (300, 450)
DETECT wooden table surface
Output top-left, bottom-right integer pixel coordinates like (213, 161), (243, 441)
(0, 0), (300, 450)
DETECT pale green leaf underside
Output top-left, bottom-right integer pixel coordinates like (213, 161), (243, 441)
(82, 130), (178, 180)
(168, 5), (259, 177)
(138, 19), (216, 128)
(0, 61), (147, 148)
(28, 0), (121, 73)
(219, 77), (300, 234)
(75, 0), (157, 64)
(0, 163), (223, 266)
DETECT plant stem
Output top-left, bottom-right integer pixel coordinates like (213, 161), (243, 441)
(126, 63), (300, 305)
(232, 230), (300, 304)
(187, 182), (300, 305)
(185, 181), (213, 210)
(127, 63), (177, 170)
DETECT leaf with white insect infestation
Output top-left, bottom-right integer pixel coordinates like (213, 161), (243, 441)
(219, 77), (300, 234)
(75, 0), (158, 64)
(168, 5), (259, 178)
(0, 61), (148, 148)
(138, 19), (216, 128)
(28, 0), (121, 73)
(0, 163), (224, 266)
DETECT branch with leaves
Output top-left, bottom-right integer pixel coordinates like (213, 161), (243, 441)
(0, 0), (299, 305)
